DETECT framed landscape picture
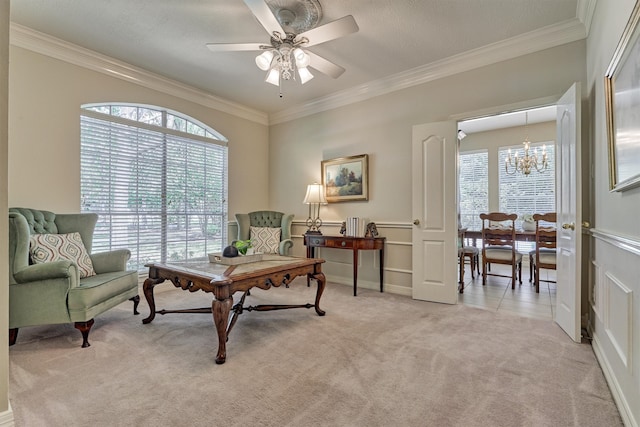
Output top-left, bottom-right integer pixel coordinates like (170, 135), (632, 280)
(605, 0), (640, 191)
(321, 154), (369, 202)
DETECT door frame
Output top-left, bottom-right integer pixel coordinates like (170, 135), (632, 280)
(452, 89), (583, 334)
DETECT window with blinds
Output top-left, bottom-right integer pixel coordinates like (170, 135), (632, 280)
(459, 150), (489, 231)
(499, 142), (556, 251)
(80, 104), (228, 271)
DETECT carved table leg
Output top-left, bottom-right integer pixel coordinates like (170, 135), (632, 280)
(142, 277), (165, 324)
(212, 296), (233, 365)
(313, 272), (326, 316)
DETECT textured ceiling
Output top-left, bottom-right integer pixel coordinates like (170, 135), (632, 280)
(10, 0), (584, 118)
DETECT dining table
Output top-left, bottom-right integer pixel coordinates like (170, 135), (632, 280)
(462, 228), (537, 244)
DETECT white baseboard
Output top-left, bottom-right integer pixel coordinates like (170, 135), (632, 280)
(591, 333), (637, 427)
(324, 275), (412, 297)
(0, 404), (14, 426)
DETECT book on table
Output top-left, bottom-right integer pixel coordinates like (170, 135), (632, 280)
(345, 216), (369, 237)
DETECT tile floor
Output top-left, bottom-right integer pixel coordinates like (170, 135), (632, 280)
(458, 260), (557, 321)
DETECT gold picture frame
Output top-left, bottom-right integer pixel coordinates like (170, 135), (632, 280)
(321, 154), (369, 202)
(605, 0), (640, 191)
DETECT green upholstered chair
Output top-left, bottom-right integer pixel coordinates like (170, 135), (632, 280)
(235, 211), (294, 255)
(8, 207), (140, 348)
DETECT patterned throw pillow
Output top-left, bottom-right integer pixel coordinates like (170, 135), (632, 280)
(250, 226), (281, 254)
(29, 232), (96, 278)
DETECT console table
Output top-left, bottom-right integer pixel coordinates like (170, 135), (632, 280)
(304, 234), (385, 296)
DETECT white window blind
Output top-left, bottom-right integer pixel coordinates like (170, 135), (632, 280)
(80, 106), (228, 271)
(459, 150), (488, 231)
(499, 142), (555, 251)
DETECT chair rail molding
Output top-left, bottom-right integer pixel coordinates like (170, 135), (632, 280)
(291, 219), (412, 229)
(590, 228), (640, 256)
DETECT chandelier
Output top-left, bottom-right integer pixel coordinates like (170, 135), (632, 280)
(504, 112), (548, 176)
(255, 33), (313, 87)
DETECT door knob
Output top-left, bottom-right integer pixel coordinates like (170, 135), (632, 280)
(582, 221), (590, 228)
(562, 222), (575, 230)
(413, 219), (420, 225)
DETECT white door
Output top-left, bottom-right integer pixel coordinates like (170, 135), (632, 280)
(555, 82), (582, 342)
(411, 121), (458, 304)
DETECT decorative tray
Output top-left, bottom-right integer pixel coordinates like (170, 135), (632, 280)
(208, 253), (263, 265)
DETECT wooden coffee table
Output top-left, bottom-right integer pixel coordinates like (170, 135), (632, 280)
(142, 255), (326, 364)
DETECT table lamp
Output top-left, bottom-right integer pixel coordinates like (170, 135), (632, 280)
(303, 183), (328, 235)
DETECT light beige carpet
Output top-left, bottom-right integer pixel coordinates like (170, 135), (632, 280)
(9, 278), (622, 427)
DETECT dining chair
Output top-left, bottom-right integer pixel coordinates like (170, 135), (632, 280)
(531, 212), (557, 293)
(479, 212), (522, 289)
(458, 228), (479, 293)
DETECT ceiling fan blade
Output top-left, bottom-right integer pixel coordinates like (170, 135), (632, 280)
(206, 43), (266, 52)
(307, 51), (345, 79)
(296, 15), (359, 47)
(243, 0), (286, 38)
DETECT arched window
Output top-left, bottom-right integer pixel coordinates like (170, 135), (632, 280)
(80, 103), (228, 270)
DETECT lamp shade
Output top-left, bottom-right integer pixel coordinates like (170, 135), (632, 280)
(293, 48), (311, 68)
(303, 183), (327, 204)
(265, 68), (280, 86)
(298, 67), (314, 84)
(255, 50), (274, 71)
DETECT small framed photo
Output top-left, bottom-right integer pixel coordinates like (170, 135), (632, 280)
(321, 154), (368, 202)
(605, 0), (640, 191)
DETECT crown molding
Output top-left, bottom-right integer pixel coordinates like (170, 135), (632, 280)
(10, 11), (589, 128)
(9, 23), (269, 126)
(577, 0), (598, 35)
(269, 18), (587, 124)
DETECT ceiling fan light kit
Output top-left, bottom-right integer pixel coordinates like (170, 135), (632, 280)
(258, 35), (314, 86)
(206, 0), (358, 95)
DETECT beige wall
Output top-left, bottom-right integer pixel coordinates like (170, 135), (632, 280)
(588, 1), (640, 231)
(585, 1), (640, 425)
(270, 42), (585, 223)
(5, 35), (587, 297)
(1, 0), (10, 422)
(270, 41), (585, 295)
(8, 46), (270, 218)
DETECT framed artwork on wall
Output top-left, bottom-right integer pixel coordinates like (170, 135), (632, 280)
(321, 154), (369, 202)
(605, 0), (640, 191)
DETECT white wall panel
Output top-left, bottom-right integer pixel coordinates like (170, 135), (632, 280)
(422, 240), (445, 283)
(590, 260), (603, 322)
(604, 271), (633, 372)
(590, 230), (639, 427)
(423, 136), (445, 231)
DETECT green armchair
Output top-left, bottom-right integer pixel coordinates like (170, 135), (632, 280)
(235, 211), (294, 255)
(8, 207), (140, 348)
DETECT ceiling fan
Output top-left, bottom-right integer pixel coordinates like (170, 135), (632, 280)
(206, 0), (359, 89)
